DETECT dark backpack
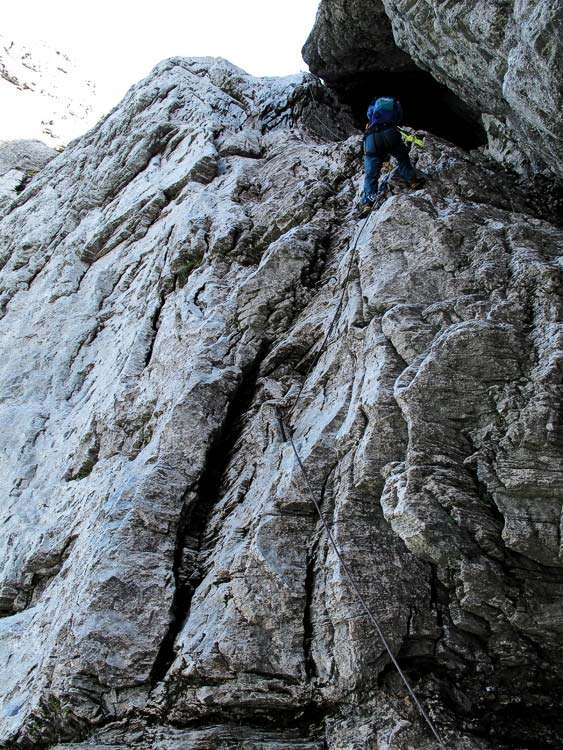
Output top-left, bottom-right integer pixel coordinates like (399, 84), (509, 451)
(367, 97), (402, 127)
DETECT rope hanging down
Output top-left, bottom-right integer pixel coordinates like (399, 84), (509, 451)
(277, 208), (447, 747)
(276, 407), (446, 750)
(289, 210), (372, 424)
(276, 80), (446, 746)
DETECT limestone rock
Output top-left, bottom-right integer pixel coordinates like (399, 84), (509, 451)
(303, 0), (563, 178)
(0, 139), (56, 212)
(0, 56), (562, 750)
(301, 0), (415, 83)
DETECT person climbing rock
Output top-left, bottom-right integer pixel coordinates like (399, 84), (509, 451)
(358, 96), (423, 217)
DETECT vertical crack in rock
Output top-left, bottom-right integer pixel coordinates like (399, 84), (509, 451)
(303, 538), (320, 682)
(302, 470), (334, 683)
(148, 488), (192, 686)
(150, 345), (267, 685)
(429, 564), (444, 636)
(144, 290), (166, 369)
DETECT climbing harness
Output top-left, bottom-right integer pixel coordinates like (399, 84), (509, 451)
(399, 128), (425, 149)
(280, 85), (447, 748)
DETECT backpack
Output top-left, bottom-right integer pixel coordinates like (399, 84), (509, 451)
(367, 97), (401, 127)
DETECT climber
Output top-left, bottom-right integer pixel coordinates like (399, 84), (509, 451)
(358, 96), (423, 216)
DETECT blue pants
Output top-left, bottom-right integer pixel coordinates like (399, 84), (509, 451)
(363, 127), (415, 202)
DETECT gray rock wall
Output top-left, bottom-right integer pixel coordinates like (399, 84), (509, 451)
(0, 140), (56, 212)
(303, 0), (563, 178)
(302, 0), (415, 82)
(0, 56), (562, 750)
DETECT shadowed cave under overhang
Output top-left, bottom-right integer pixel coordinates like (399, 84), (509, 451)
(330, 70), (488, 150)
(301, 7), (487, 151)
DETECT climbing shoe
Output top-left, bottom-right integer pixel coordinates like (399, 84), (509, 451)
(409, 174), (426, 190)
(357, 201), (374, 218)
(357, 192), (379, 217)
(386, 174), (426, 196)
(387, 175), (410, 194)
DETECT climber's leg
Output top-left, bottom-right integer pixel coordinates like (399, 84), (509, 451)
(362, 133), (383, 203)
(387, 128), (416, 183)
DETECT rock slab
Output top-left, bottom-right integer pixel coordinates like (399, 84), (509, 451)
(0, 56), (562, 750)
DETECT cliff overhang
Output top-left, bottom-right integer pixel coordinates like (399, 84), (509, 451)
(303, 0), (563, 178)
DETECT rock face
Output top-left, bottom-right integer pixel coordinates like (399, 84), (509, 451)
(303, 0), (563, 179)
(1, 56), (562, 750)
(0, 34), (97, 147)
(0, 140), (56, 212)
(302, 0), (415, 83)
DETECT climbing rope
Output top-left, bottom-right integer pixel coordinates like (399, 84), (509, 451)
(288, 209), (372, 424)
(276, 407), (446, 749)
(276, 209), (446, 749)
(303, 74), (347, 142)
(277, 84), (447, 748)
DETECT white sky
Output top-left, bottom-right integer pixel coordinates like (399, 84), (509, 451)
(3, 0), (320, 112)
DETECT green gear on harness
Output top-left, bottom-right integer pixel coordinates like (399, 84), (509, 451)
(399, 128), (425, 148)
